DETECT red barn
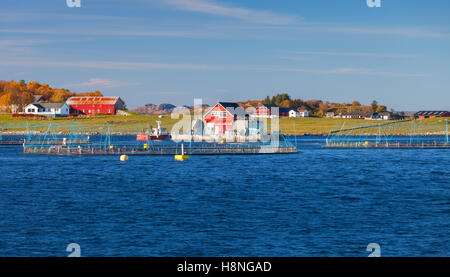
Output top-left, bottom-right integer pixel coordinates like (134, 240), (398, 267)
(414, 111), (450, 119)
(204, 102), (246, 135)
(66, 96), (126, 115)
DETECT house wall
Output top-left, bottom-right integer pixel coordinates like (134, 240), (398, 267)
(204, 104), (234, 135)
(24, 104), (69, 117)
(255, 106), (271, 116)
(69, 104), (116, 115)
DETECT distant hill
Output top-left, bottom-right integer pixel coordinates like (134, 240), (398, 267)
(131, 103), (176, 115)
(237, 100), (263, 109)
(132, 103), (211, 115)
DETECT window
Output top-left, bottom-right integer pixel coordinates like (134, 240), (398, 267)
(220, 111), (227, 118)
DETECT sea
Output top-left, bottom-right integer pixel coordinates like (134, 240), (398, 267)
(0, 136), (448, 256)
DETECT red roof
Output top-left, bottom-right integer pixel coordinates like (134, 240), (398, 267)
(66, 96), (121, 105)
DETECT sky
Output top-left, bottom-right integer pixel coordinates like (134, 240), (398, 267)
(0, 0), (449, 110)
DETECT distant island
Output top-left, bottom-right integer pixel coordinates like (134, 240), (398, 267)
(0, 80), (403, 119)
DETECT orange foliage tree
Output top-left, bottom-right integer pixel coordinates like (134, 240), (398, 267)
(0, 80), (103, 112)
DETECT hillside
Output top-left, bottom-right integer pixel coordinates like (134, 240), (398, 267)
(0, 80), (102, 113)
(132, 103), (210, 115)
(131, 103), (177, 115)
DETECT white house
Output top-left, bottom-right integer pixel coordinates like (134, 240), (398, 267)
(23, 102), (70, 117)
(297, 109), (309, 117)
(289, 109), (309, 118)
(368, 112), (391, 120)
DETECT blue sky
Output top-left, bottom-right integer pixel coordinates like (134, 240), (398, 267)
(1, 0), (449, 110)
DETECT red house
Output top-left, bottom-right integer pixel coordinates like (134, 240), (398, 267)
(204, 102), (246, 135)
(66, 96), (126, 115)
(254, 104), (289, 117)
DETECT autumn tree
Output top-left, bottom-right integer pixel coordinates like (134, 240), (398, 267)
(279, 99), (293, 108)
(371, 100), (378, 112)
(376, 105), (387, 113)
(50, 90), (70, 102)
(270, 93), (291, 106)
(26, 81), (41, 92)
(291, 98), (304, 108)
(0, 93), (12, 112)
(318, 101), (329, 116)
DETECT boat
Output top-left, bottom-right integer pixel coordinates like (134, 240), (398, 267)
(137, 121), (171, 141)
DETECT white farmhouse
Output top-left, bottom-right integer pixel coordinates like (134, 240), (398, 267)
(23, 102), (70, 117)
(289, 109), (309, 118)
(289, 109), (297, 117)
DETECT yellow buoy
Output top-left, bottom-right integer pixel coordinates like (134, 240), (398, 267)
(174, 144), (189, 161)
(174, 154), (189, 161)
(120, 154), (128, 162)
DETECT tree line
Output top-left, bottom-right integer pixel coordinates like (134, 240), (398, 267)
(0, 80), (102, 113)
(263, 93), (388, 116)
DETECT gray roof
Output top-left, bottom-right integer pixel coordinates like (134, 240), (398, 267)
(260, 104), (279, 109)
(341, 111), (372, 117)
(414, 111), (450, 116)
(30, 102), (66, 110)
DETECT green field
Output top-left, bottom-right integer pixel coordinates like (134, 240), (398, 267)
(0, 114), (448, 135)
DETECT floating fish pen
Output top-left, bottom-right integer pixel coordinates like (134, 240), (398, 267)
(0, 126), (24, 145)
(0, 122), (90, 147)
(0, 135), (24, 145)
(22, 122), (298, 156)
(325, 119), (450, 149)
(23, 141), (297, 156)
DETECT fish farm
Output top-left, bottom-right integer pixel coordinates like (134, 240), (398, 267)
(0, 123), (89, 146)
(12, 122), (298, 156)
(325, 119), (450, 149)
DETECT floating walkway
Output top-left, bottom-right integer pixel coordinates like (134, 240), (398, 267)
(325, 119), (449, 149)
(325, 141), (450, 149)
(23, 142), (298, 156)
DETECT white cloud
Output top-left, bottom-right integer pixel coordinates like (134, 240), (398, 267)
(159, 0), (300, 25)
(288, 25), (450, 39)
(288, 51), (417, 58)
(63, 78), (141, 89)
(0, 39), (60, 46)
(0, 59), (424, 77)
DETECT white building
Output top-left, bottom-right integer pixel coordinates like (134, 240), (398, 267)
(289, 109), (309, 118)
(23, 102), (70, 117)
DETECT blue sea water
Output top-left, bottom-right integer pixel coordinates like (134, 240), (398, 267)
(0, 136), (448, 257)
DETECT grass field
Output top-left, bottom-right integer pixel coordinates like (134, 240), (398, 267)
(0, 114), (448, 135)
